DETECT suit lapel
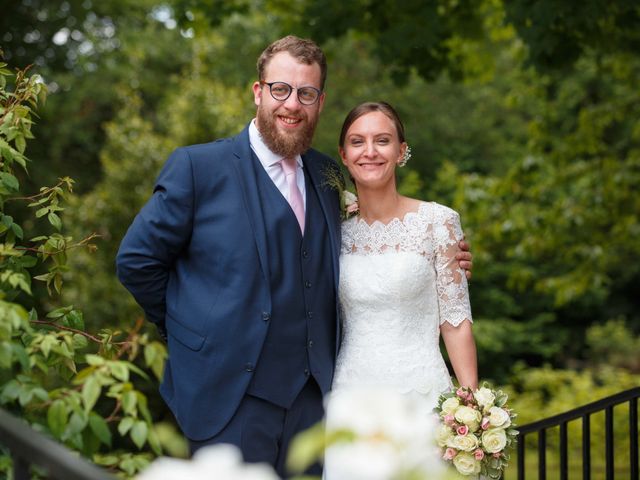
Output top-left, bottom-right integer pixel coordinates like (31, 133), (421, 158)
(230, 126), (271, 287)
(303, 153), (341, 287)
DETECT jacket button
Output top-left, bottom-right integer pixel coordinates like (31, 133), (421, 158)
(261, 312), (270, 321)
(302, 250), (309, 258)
(305, 281), (311, 288)
(244, 363), (254, 372)
(304, 368), (310, 376)
(308, 340), (314, 348)
(307, 311), (313, 319)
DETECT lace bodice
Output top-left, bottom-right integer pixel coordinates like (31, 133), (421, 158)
(332, 201), (472, 403)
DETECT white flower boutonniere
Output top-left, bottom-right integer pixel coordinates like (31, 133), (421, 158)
(342, 189), (359, 219)
(322, 164), (358, 220)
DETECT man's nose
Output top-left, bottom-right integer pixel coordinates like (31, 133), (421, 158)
(283, 90), (302, 109)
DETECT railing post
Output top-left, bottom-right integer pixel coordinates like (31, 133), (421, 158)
(538, 428), (546, 480)
(517, 433), (525, 480)
(560, 422), (568, 480)
(605, 405), (614, 480)
(631, 398), (638, 480)
(13, 454), (30, 480)
(582, 414), (591, 480)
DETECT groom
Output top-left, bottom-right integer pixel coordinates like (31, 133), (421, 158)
(116, 35), (472, 476)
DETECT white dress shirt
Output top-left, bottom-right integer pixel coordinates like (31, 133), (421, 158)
(249, 119), (306, 209)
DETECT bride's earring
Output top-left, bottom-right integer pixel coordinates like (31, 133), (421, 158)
(398, 145), (411, 167)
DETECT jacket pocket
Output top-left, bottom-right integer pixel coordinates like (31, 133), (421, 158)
(166, 313), (206, 351)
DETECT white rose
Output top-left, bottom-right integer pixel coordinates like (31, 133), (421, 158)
(474, 387), (496, 410)
(449, 434), (479, 452)
(435, 424), (454, 448)
(441, 397), (460, 416)
(454, 406), (482, 430)
(343, 190), (358, 206)
(482, 428), (507, 454)
(452, 451), (482, 476)
(488, 406), (511, 428)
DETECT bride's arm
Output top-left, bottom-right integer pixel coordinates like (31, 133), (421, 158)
(433, 207), (478, 390)
(441, 321), (478, 390)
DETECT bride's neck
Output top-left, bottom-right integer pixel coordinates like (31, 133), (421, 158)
(356, 188), (403, 224)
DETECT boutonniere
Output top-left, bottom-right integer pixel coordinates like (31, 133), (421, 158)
(342, 190), (359, 219)
(322, 164), (359, 220)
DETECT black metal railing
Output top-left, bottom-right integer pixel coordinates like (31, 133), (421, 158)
(0, 408), (115, 480)
(516, 386), (639, 480)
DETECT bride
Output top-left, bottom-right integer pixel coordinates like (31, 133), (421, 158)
(324, 101), (478, 476)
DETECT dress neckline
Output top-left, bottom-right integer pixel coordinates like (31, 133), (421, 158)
(354, 201), (429, 228)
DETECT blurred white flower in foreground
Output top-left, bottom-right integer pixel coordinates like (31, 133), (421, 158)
(324, 387), (447, 480)
(136, 443), (279, 480)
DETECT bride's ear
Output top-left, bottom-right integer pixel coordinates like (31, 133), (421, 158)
(398, 142), (408, 163)
(339, 147), (348, 166)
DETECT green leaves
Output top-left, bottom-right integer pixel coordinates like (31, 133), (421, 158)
(48, 400), (69, 437)
(82, 376), (101, 412)
(0, 55), (169, 478)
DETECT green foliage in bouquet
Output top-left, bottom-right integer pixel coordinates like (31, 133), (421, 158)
(0, 57), (175, 478)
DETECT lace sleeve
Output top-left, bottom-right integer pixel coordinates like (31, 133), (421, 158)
(432, 207), (472, 327)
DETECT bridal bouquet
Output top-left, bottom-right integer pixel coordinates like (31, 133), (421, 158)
(434, 384), (518, 478)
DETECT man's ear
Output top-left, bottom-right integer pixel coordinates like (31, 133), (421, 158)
(317, 91), (326, 113)
(252, 81), (262, 107)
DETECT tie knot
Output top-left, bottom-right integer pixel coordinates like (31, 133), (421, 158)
(280, 157), (297, 175)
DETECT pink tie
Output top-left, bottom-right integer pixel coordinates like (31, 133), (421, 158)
(280, 157), (305, 233)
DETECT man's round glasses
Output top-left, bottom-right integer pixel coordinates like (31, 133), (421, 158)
(260, 81), (322, 106)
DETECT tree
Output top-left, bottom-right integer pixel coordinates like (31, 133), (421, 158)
(0, 58), (172, 478)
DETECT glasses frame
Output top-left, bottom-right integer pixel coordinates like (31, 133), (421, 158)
(259, 80), (322, 106)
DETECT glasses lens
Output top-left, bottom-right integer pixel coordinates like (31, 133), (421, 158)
(297, 87), (319, 105)
(270, 82), (291, 100)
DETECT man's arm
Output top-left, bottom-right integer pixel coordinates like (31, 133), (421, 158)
(116, 148), (195, 331)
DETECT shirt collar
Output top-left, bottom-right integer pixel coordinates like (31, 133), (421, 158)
(249, 119), (303, 168)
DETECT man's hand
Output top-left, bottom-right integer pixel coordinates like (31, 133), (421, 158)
(457, 239), (473, 280)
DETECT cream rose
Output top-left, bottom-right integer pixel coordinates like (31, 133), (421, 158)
(435, 424), (454, 448)
(482, 428), (507, 454)
(441, 397), (460, 416)
(474, 387), (496, 410)
(452, 451), (482, 476)
(454, 406), (482, 430)
(488, 406), (511, 428)
(449, 433), (479, 452)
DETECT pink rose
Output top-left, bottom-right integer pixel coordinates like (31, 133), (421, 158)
(346, 202), (359, 214)
(481, 417), (490, 430)
(456, 387), (466, 398)
(474, 449), (485, 460)
(444, 414), (455, 426)
(443, 448), (457, 460)
(456, 425), (469, 436)
(493, 452), (502, 459)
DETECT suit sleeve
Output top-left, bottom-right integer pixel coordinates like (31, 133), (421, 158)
(116, 147), (195, 329)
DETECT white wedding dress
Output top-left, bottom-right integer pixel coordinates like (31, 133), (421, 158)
(323, 201), (473, 478)
(332, 200), (473, 401)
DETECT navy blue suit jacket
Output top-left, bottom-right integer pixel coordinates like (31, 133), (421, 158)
(116, 124), (342, 440)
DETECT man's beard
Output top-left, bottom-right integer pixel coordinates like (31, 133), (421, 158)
(256, 106), (317, 158)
